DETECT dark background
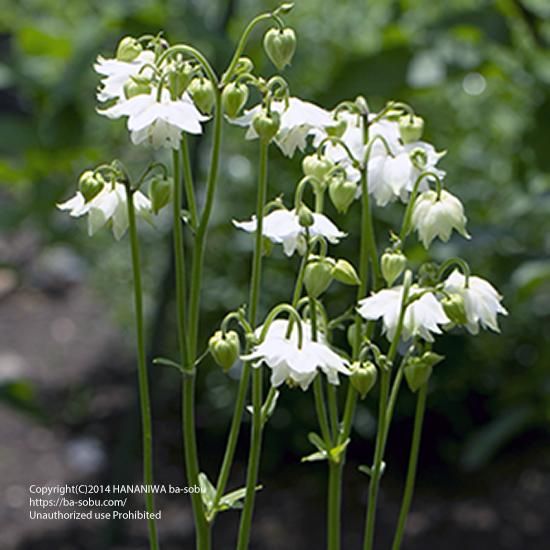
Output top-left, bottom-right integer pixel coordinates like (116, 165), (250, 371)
(1, 0), (550, 548)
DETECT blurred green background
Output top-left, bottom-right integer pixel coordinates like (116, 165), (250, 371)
(1, 0), (550, 548)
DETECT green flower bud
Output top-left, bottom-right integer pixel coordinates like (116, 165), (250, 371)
(263, 27), (297, 70)
(441, 294), (468, 325)
(123, 75), (152, 99)
(262, 236), (273, 256)
(332, 259), (360, 286)
(304, 258), (333, 298)
(350, 361), (378, 399)
(208, 330), (241, 372)
(302, 154), (334, 186)
(116, 36), (142, 62)
(381, 251), (407, 287)
(326, 119), (347, 139)
(297, 204), (314, 228)
(418, 262), (439, 287)
(252, 111), (280, 143)
(168, 63), (194, 99)
(188, 78), (216, 114)
(148, 176), (173, 215)
(222, 82), (249, 118)
(404, 352), (442, 392)
(328, 176), (357, 214)
(347, 323), (362, 349)
(79, 171), (104, 202)
(399, 114), (424, 144)
(355, 95), (369, 116)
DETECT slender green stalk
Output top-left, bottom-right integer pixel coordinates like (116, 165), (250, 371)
(173, 148), (209, 549)
(236, 140), (270, 550)
(126, 187), (159, 550)
(391, 383), (428, 550)
(314, 377), (332, 447)
(181, 134), (198, 229)
(328, 461), (343, 550)
(182, 93), (224, 549)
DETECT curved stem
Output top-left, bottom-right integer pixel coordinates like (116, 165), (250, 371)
(157, 44), (218, 86)
(391, 383), (428, 550)
(236, 140), (270, 550)
(125, 187), (159, 550)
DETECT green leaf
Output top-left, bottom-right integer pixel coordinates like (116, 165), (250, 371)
(329, 438), (350, 463)
(308, 432), (327, 453)
(301, 450), (328, 463)
(358, 465), (372, 477)
(218, 484), (262, 512)
(152, 357), (185, 374)
(198, 473), (216, 510)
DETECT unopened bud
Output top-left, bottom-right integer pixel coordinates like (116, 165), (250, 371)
(441, 294), (468, 325)
(252, 110), (280, 143)
(263, 27), (297, 70)
(350, 361), (377, 399)
(208, 330), (240, 372)
(222, 82), (249, 118)
(188, 78), (216, 114)
(304, 258), (333, 298)
(302, 154), (334, 186)
(399, 114), (424, 144)
(326, 119), (347, 138)
(332, 259), (360, 286)
(381, 251), (407, 287)
(404, 352), (443, 392)
(297, 204), (314, 227)
(328, 176), (357, 214)
(347, 323), (362, 349)
(116, 36), (142, 62)
(79, 171), (104, 202)
(149, 176), (172, 214)
(168, 63), (194, 98)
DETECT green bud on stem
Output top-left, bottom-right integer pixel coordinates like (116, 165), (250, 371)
(350, 361), (378, 399)
(263, 27), (297, 70)
(222, 82), (249, 118)
(79, 171), (104, 202)
(304, 258), (333, 298)
(399, 114), (424, 144)
(252, 111), (281, 143)
(208, 330), (241, 372)
(332, 259), (360, 285)
(188, 78), (216, 114)
(149, 176), (173, 214)
(328, 176), (357, 214)
(381, 250), (407, 287)
(116, 36), (142, 62)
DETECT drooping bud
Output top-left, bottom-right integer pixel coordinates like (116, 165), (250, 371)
(381, 250), (407, 287)
(79, 171), (104, 202)
(208, 330), (241, 372)
(404, 352), (443, 392)
(222, 82), (249, 119)
(399, 114), (424, 144)
(188, 78), (216, 114)
(297, 204), (314, 227)
(252, 111), (280, 143)
(304, 258), (333, 298)
(263, 27), (297, 70)
(123, 75), (152, 99)
(350, 361), (378, 399)
(355, 95), (369, 116)
(148, 176), (173, 215)
(441, 293), (468, 325)
(326, 119), (347, 139)
(168, 63), (194, 99)
(332, 259), (360, 286)
(302, 154), (334, 186)
(328, 176), (357, 214)
(116, 36), (142, 62)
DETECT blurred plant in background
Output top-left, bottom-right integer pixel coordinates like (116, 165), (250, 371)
(1, 0), (550, 489)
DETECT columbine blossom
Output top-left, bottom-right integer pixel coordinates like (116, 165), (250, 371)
(99, 88), (208, 149)
(241, 319), (350, 390)
(444, 270), (508, 334)
(58, 183), (151, 240)
(411, 189), (470, 248)
(232, 97), (333, 157)
(358, 285), (450, 342)
(233, 208), (346, 256)
(95, 51), (156, 102)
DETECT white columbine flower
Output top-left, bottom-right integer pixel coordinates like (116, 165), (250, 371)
(411, 189), (470, 248)
(358, 285), (450, 342)
(232, 97), (333, 157)
(444, 270), (508, 334)
(95, 51), (156, 102)
(99, 88), (208, 149)
(233, 208), (346, 256)
(58, 183), (151, 240)
(241, 319), (350, 390)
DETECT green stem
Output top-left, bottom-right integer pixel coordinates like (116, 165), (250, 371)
(125, 187), (159, 550)
(236, 140), (270, 550)
(181, 134), (198, 229)
(391, 383), (428, 550)
(328, 461), (342, 550)
(184, 93), (223, 549)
